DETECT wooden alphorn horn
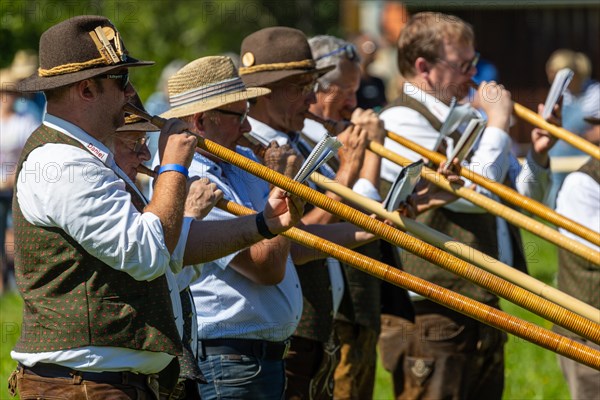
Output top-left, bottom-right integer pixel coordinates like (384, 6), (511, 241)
(513, 102), (599, 160)
(308, 110), (600, 245)
(124, 103), (600, 346)
(217, 198), (600, 370)
(385, 125), (600, 247)
(304, 111), (600, 265)
(309, 170), (600, 324)
(467, 80), (600, 160)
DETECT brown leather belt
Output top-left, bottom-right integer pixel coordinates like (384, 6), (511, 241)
(20, 362), (155, 389)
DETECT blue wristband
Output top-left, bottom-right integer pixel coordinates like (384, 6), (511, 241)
(158, 164), (189, 178)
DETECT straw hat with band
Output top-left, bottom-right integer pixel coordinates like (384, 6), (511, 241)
(1, 50), (38, 92)
(161, 56), (270, 119)
(238, 26), (334, 87)
(17, 15), (153, 92)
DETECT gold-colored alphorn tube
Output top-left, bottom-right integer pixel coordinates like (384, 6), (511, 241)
(124, 103), (600, 347)
(513, 102), (600, 161)
(369, 140), (600, 265)
(303, 111), (599, 265)
(217, 198), (600, 370)
(310, 171), (600, 324)
(385, 130), (600, 247)
(466, 81), (600, 160)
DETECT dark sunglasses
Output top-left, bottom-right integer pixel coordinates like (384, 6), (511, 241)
(97, 72), (130, 90)
(315, 44), (358, 62)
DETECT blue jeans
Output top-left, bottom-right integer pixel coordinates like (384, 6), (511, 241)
(198, 354), (285, 400)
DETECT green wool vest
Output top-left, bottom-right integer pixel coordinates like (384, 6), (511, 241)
(12, 125), (182, 355)
(382, 95), (500, 304)
(554, 158), (600, 339)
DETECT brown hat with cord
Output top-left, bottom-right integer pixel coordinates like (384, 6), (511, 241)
(117, 93), (158, 132)
(238, 26), (334, 87)
(17, 15), (153, 92)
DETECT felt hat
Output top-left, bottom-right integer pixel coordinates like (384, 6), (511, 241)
(117, 93), (158, 132)
(238, 26), (334, 87)
(161, 55), (269, 119)
(17, 15), (153, 92)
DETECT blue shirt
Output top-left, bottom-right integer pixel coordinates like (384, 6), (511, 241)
(189, 146), (303, 342)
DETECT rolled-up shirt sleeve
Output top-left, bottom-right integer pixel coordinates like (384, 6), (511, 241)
(17, 144), (172, 281)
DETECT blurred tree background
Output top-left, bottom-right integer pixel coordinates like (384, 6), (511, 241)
(1, 0), (342, 100)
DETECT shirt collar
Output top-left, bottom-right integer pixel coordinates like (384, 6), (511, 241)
(403, 82), (452, 122)
(43, 114), (146, 202)
(302, 118), (329, 143)
(43, 114), (114, 165)
(247, 116), (292, 146)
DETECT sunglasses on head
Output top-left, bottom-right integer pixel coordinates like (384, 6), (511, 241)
(315, 44), (358, 62)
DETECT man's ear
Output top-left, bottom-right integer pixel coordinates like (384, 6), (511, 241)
(414, 57), (431, 78)
(193, 112), (205, 131)
(77, 79), (100, 102)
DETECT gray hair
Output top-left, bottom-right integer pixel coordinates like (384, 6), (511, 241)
(309, 35), (360, 90)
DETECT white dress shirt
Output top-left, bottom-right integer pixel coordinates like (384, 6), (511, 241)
(12, 114), (190, 374)
(555, 171), (600, 251)
(188, 147), (303, 341)
(248, 117), (346, 316)
(380, 82), (551, 266)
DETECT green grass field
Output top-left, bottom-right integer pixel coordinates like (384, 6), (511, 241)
(0, 229), (572, 399)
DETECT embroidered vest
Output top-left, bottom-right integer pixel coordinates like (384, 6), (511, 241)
(554, 158), (600, 338)
(382, 95), (500, 304)
(12, 125), (182, 355)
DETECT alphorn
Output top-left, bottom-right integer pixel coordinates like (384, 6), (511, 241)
(306, 111), (600, 247)
(217, 198), (600, 370)
(368, 141), (600, 265)
(468, 81), (600, 160)
(124, 103), (600, 346)
(385, 129), (600, 247)
(513, 102), (600, 160)
(304, 112), (600, 265)
(310, 170), (600, 324)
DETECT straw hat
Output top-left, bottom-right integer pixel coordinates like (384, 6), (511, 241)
(1, 50), (38, 92)
(0, 68), (18, 92)
(239, 26), (334, 87)
(17, 15), (153, 92)
(161, 56), (270, 119)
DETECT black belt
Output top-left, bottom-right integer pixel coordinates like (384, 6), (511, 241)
(199, 338), (290, 360)
(19, 362), (155, 389)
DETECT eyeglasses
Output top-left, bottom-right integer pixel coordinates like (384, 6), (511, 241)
(123, 136), (148, 153)
(436, 52), (480, 75)
(315, 44), (358, 62)
(213, 102), (250, 124)
(297, 80), (319, 96)
(97, 72), (130, 90)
